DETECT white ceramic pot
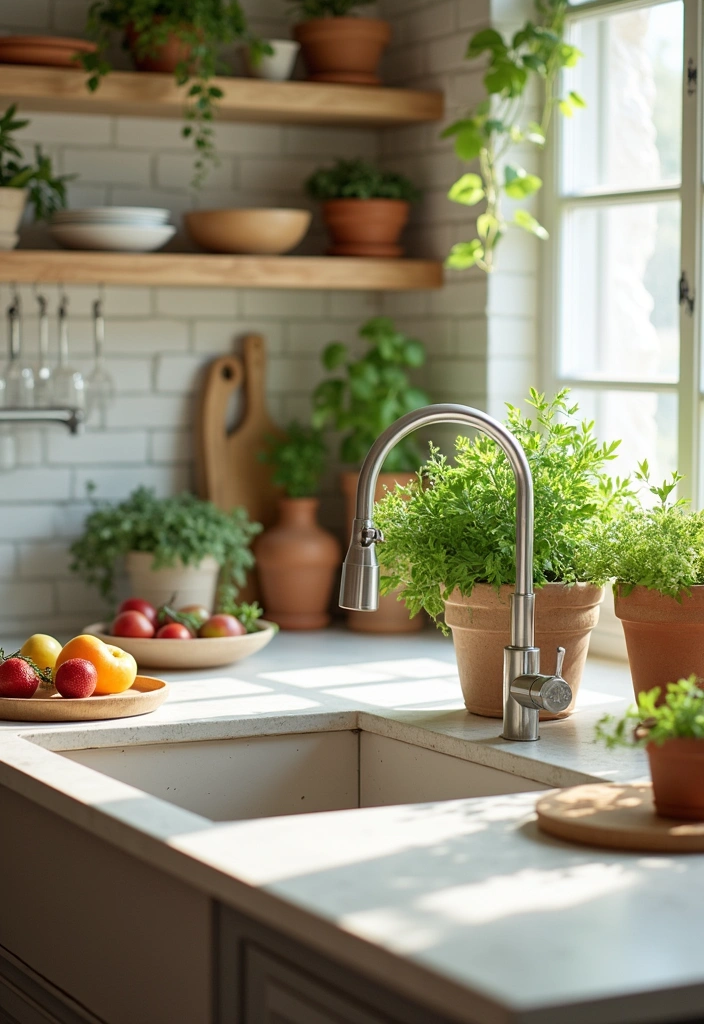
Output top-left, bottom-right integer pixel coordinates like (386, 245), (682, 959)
(246, 39), (300, 81)
(0, 187), (27, 248)
(125, 551), (221, 611)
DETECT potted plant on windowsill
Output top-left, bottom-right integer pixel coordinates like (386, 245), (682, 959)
(373, 390), (633, 716)
(256, 422), (341, 630)
(312, 316), (429, 634)
(286, 0), (390, 85)
(305, 159), (420, 257)
(70, 486), (261, 612)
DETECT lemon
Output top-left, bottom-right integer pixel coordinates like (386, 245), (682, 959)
(20, 634), (62, 675)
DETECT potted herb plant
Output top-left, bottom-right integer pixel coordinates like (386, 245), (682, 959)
(0, 105), (72, 248)
(305, 159), (420, 257)
(70, 486), (261, 611)
(286, 0), (390, 86)
(256, 422), (341, 630)
(597, 678), (704, 820)
(312, 316), (429, 633)
(374, 390), (633, 714)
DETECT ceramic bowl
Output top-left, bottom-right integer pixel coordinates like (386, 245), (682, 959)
(83, 621), (278, 669)
(52, 207), (171, 225)
(245, 39), (300, 81)
(50, 222), (176, 252)
(185, 208), (311, 255)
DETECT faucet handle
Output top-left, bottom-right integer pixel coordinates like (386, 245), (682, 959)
(555, 645), (566, 678)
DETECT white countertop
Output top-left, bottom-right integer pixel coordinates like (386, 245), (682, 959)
(0, 628), (698, 1024)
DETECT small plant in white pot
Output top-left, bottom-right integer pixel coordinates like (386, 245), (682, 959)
(245, 38), (299, 81)
(70, 486), (261, 612)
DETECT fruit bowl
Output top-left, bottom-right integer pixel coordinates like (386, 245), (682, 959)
(82, 620), (277, 669)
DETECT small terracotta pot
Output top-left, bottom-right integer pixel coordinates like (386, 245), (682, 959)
(293, 17), (390, 85)
(615, 585), (704, 700)
(445, 583), (604, 718)
(125, 551), (220, 611)
(341, 470), (423, 634)
(126, 21), (194, 74)
(647, 738), (704, 820)
(322, 199), (410, 258)
(255, 497), (341, 630)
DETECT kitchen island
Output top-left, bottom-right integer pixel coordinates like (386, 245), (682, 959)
(0, 628), (698, 1024)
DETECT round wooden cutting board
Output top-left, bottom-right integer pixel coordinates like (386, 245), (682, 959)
(536, 783), (704, 853)
(0, 675), (168, 722)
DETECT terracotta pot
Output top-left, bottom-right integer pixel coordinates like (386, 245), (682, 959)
(322, 199), (410, 257)
(125, 551), (220, 611)
(341, 470), (423, 634)
(293, 17), (390, 86)
(126, 21), (194, 74)
(615, 585), (704, 699)
(647, 739), (704, 820)
(445, 583), (604, 718)
(255, 497), (341, 630)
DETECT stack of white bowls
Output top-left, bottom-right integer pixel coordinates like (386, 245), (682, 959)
(50, 207), (175, 252)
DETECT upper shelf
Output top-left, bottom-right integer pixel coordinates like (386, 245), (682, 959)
(0, 65), (444, 127)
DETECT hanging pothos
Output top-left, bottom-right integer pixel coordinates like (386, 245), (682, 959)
(444, 0), (584, 273)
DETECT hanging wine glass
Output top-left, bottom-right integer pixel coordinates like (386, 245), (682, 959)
(4, 289), (34, 408)
(86, 291), (115, 428)
(33, 290), (53, 407)
(52, 290), (85, 410)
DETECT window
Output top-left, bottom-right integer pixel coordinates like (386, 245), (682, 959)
(545, 0), (703, 499)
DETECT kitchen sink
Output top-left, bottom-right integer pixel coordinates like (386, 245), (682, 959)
(59, 728), (548, 822)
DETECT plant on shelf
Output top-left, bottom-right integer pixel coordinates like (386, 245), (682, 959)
(81, 0), (256, 187)
(255, 423), (341, 631)
(285, 0), (389, 87)
(374, 388), (633, 712)
(70, 485), (262, 610)
(443, 0), (583, 272)
(306, 159), (420, 258)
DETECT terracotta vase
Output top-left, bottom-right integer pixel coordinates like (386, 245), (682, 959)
(126, 21), (194, 74)
(255, 497), (341, 630)
(322, 199), (410, 257)
(647, 739), (704, 820)
(125, 552), (220, 611)
(341, 470), (423, 634)
(614, 585), (704, 699)
(444, 582), (605, 718)
(293, 17), (391, 85)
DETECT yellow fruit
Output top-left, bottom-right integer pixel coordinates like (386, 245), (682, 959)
(20, 634), (62, 674)
(55, 635), (137, 695)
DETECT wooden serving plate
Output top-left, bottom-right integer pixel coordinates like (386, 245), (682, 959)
(83, 621), (277, 669)
(0, 675), (168, 723)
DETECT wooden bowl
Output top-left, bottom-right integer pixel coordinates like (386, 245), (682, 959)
(82, 621), (277, 670)
(184, 209), (311, 254)
(0, 675), (168, 722)
(0, 36), (96, 68)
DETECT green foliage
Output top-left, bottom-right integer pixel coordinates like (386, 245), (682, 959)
(596, 677), (704, 747)
(70, 486), (262, 602)
(260, 422), (328, 498)
(445, 0), (583, 272)
(312, 316), (430, 473)
(305, 159), (420, 202)
(373, 389), (632, 624)
(81, 0), (253, 187)
(0, 106), (73, 220)
(285, 0), (375, 18)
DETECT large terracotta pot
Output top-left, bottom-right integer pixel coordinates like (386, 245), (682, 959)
(255, 497), (341, 630)
(445, 583), (604, 718)
(647, 739), (704, 820)
(322, 199), (410, 257)
(293, 17), (390, 85)
(341, 470), (423, 634)
(125, 551), (220, 611)
(615, 585), (704, 699)
(126, 21), (194, 74)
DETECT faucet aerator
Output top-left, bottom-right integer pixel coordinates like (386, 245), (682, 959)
(339, 519), (381, 611)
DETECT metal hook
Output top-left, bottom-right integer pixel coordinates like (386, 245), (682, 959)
(32, 282), (47, 318)
(8, 282), (20, 319)
(57, 282), (68, 319)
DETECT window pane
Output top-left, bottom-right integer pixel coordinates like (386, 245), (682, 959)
(562, 2), (683, 193)
(559, 201), (680, 383)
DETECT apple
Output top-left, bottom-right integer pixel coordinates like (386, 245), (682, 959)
(0, 658), (40, 698)
(178, 604), (210, 628)
(156, 622), (193, 640)
(199, 614), (246, 638)
(54, 659), (98, 699)
(111, 610), (156, 639)
(118, 598), (158, 625)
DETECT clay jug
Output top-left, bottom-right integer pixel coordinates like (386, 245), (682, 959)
(255, 497), (341, 630)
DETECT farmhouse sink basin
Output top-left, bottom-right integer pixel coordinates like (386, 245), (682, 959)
(59, 728), (548, 822)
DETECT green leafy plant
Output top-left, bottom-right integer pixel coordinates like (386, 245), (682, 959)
(596, 677), (704, 748)
(286, 0), (375, 18)
(312, 316), (430, 472)
(81, 0), (255, 187)
(260, 422), (328, 498)
(306, 159), (421, 202)
(443, 0), (583, 272)
(70, 486), (262, 602)
(216, 593), (265, 632)
(0, 106), (73, 220)
(374, 389), (633, 624)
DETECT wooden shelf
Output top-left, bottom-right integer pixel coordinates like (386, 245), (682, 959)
(0, 251), (443, 290)
(0, 65), (443, 127)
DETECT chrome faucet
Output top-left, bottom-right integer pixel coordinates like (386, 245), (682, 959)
(339, 404), (572, 741)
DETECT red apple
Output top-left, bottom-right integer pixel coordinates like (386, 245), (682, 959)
(54, 659), (98, 699)
(118, 598), (158, 625)
(0, 658), (40, 698)
(178, 604), (210, 628)
(111, 610), (156, 639)
(156, 622), (193, 640)
(199, 614), (246, 638)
